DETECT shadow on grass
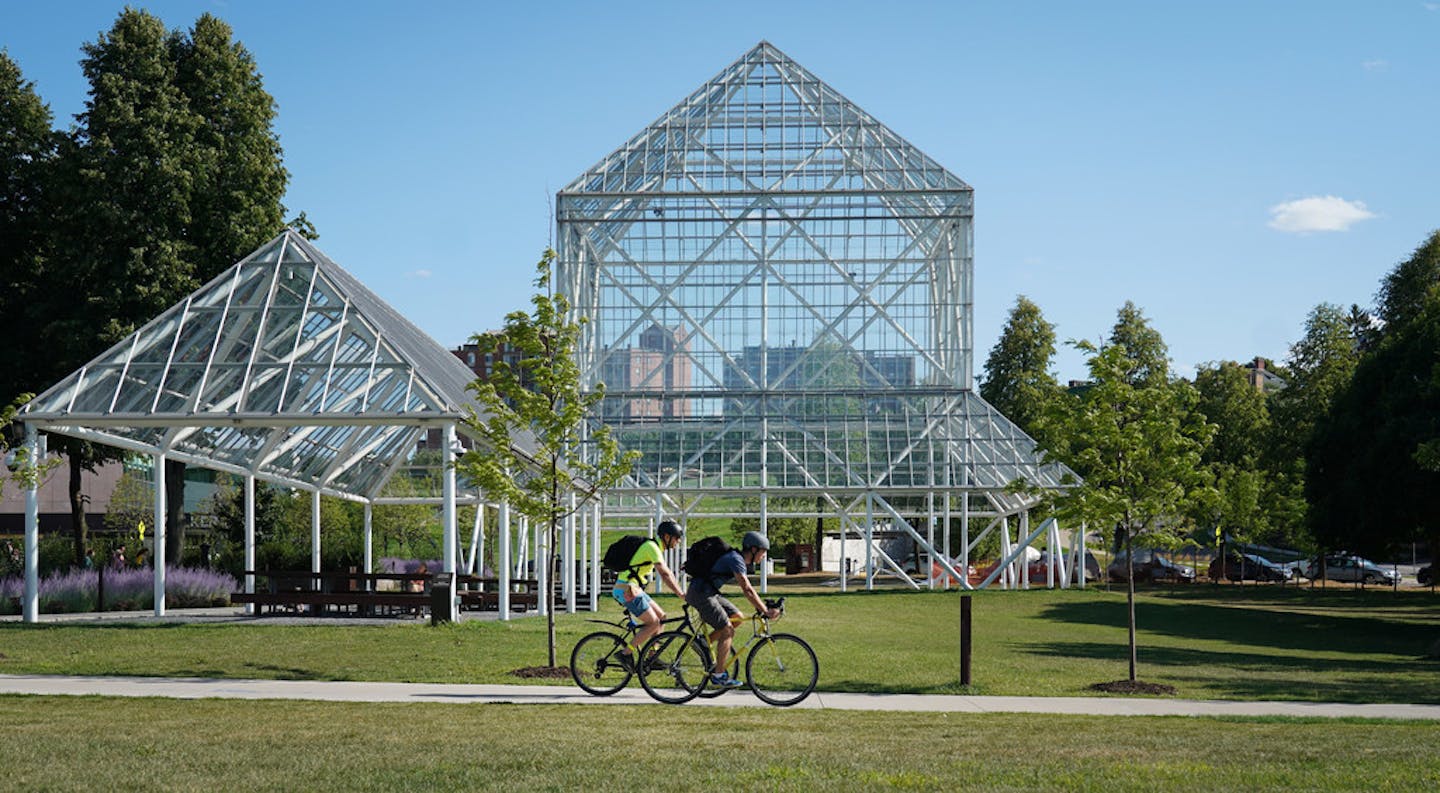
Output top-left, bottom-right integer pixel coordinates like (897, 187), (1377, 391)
(1038, 596), (1436, 657)
(1022, 640), (1440, 703)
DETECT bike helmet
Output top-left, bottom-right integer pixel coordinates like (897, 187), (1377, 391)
(656, 520), (681, 539)
(741, 531), (770, 551)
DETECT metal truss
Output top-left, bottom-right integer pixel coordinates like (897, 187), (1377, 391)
(20, 231), (500, 502)
(557, 42), (1073, 587)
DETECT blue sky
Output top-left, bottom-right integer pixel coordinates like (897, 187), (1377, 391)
(4, 1), (1438, 383)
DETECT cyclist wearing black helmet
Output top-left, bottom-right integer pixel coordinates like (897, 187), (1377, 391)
(612, 520), (685, 670)
(683, 530), (781, 689)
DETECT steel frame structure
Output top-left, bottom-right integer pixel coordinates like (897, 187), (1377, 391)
(14, 232), (548, 621)
(557, 43), (1074, 591)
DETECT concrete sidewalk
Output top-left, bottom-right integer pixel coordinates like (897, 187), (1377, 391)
(1, 674), (1437, 719)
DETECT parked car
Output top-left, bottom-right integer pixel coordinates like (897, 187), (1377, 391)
(1304, 554), (1400, 585)
(1418, 565), (1432, 586)
(1029, 549), (1101, 584)
(1208, 551), (1293, 583)
(1107, 550), (1196, 583)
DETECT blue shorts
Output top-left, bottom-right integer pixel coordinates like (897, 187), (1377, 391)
(611, 585), (653, 617)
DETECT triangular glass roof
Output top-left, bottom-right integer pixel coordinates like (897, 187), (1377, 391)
(561, 41), (971, 198)
(22, 231), (491, 501)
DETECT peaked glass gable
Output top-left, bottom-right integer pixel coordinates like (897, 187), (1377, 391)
(558, 42), (1067, 527)
(23, 232), (481, 499)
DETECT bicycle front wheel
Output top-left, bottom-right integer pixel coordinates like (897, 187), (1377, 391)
(638, 630), (710, 705)
(569, 631), (632, 696)
(744, 633), (818, 707)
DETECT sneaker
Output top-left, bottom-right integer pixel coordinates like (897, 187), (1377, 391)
(616, 651), (635, 672)
(709, 672), (744, 689)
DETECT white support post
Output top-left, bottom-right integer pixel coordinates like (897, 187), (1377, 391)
(244, 475), (256, 613)
(311, 489), (321, 574)
(864, 492), (874, 592)
(577, 505), (588, 597)
(1020, 511), (1031, 590)
(442, 425), (457, 576)
(153, 452), (167, 616)
(498, 499), (511, 620)
(961, 493), (971, 590)
(363, 503), (373, 589)
(590, 500), (601, 611)
(21, 425), (40, 623)
(838, 504), (848, 593)
(999, 516), (1012, 590)
(467, 499), (484, 575)
(564, 490), (577, 614)
(926, 492), (936, 591)
(942, 491), (953, 590)
(759, 490), (769, 593)
(537, 516), (549, 618)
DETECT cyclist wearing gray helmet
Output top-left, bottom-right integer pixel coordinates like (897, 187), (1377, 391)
(683, 530), (781, 689)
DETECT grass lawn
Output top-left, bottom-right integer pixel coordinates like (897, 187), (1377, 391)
(1, 584), (1437, 703)
(1, 695), (1437, 791)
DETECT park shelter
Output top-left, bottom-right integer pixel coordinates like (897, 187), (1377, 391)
(13, 231), (551, 622)
(556, 42), (1078, 590)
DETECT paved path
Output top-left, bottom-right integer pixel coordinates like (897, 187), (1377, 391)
(1, 674), (1437, 719)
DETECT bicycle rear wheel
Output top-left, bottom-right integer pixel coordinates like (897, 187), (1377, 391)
(569, 631), (632, 696)
(744, 633), (818, 707)
(637, 630), (710, 704)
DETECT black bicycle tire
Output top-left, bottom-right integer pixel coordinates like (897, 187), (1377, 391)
(569, 631), (632, 696)
(744, 632), (818, 707)
(637, 630), (710, 705)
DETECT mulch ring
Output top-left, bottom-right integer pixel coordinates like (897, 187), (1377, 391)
(1088, 680), (1177, 696)
(511, 666), (571, 679)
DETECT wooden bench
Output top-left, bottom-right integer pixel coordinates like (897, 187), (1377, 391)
(233, 570), (434, 616)
(455, 576), (540, 612)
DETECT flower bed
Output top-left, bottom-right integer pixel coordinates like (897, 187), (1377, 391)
(0, 566), (238, 615)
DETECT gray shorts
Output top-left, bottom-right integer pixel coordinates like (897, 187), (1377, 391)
(685, 582), (739, 630)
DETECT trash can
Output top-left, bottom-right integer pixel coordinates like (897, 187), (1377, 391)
(430, 571), (456, 625)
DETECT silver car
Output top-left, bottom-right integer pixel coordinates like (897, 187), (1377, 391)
(1304, 554), (1400, 585)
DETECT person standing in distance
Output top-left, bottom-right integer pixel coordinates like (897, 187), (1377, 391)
(684, 531), (780, 688)
(613, 520), (686, 670)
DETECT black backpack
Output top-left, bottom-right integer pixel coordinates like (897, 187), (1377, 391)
(603, 535), (653, 579)
(682, 536), (731, 580)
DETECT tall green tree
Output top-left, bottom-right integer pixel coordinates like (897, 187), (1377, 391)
(1109, 300), (1170, 388)
(1308, 231), (1440, 559)
(1043, 335), (1213, 684)
(0, 51), (58, 407)
(25, 9), (294, 565)
(1190, 361), (1271, 545)
(979, 295), (1059, 442)
(459, 249), (639, 669)
(1263, 303), (1361, 549)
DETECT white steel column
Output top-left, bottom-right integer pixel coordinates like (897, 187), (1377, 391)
(467, 500), (484, 575)
(498, 499), (511, 620)
(961, 494), (971, 590)
(442, 424), (457, 575)
(310, 489), (321, 573)
(564, 490), (577, 613)
(244, 474), (256, 614)
(590, 500), (601, 611)
(153, 452), (167, 616)
(943, 491), (953, 590)
(21, 425), (40, 623)
(926, 492), (936, 591)
(1020, 511), (1031, 590)
(363, 503), (373, 589)
(759, 490), (769, 593)
(864, 492), (874, 592)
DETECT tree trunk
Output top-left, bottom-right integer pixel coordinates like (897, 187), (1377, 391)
(1125, 530), (1137, 682)
(165, 458), (185, 564)
(69, 453), (88, 567)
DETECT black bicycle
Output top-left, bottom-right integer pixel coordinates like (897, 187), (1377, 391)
(638, 597), (818, 707)
(569, 609), (681, 696)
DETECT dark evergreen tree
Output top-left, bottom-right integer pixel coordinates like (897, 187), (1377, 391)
(1108, 301), (1169, 388)
(979, 295), (1060, 442)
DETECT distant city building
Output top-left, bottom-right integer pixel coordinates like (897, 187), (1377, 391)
(599, 324), (692, 420)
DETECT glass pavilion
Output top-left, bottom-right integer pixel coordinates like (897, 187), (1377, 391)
(557, 42), (1076, 590)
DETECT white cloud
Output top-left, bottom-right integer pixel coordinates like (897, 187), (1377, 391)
(1362, 58), (1389, 72)
(1425, 3), (1439, 12)
(1267, 196), (1377, 233)
(408, 269), (433, 279)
